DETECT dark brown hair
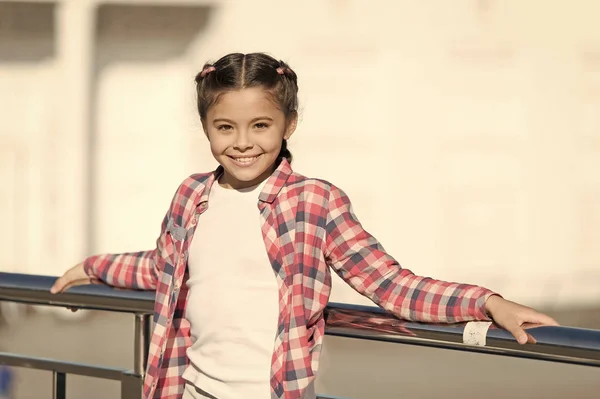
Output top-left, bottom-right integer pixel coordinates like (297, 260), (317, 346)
(195, 52), (299, 163)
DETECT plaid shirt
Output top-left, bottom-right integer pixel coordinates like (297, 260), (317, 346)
(84, 160), (495, 399)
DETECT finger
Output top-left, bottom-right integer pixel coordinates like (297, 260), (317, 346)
(526, 333), (537, 344)
(536, 314), (560, 326)
(90, 277), (103, 285)
(60, 278), (90, 293)
(506, 323), (528, 345)
(51, 267), (80, 294)
(523, 312), (560, 327)
(50, 276), (68, 294)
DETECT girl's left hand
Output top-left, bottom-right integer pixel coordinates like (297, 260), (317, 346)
(484, 295), (560, 345)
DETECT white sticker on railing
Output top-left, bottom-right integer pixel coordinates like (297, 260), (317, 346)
(463, 321), (493, 346)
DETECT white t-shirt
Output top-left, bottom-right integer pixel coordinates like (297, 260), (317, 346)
(182, 180), (280, 399)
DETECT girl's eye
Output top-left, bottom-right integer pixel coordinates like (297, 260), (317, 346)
(254, 123), (269, 130)
(217, 125), (233, 131)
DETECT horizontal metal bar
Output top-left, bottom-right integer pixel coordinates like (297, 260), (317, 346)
(0, 272), (154, 314)
(2, 272), (600, 367)
(0, 352), (134, 380)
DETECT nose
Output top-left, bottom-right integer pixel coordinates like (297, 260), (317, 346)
(233, 130), (253, 151)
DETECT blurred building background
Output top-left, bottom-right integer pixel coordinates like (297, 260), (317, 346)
(0, 0), (599, 398)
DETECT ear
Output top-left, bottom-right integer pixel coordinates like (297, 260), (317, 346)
(284, 111), (298, 140)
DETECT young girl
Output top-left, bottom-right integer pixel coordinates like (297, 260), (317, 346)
(51, 52), (558, 399)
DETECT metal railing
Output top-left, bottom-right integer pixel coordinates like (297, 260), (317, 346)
(1, 271), (600, 399)
(0, 272), (153, 399)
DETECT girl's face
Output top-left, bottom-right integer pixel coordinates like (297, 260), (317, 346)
(204, 87), (297, 190)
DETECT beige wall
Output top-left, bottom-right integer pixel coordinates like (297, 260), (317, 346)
(1, 0), (599, 310)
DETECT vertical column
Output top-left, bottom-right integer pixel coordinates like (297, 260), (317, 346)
(134, 313), (152, 376)
(53, 0), (95, 272)
(52, 371), (66, 399)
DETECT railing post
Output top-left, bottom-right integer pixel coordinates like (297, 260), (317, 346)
(134, 313), (152, 376)
(52, 371), (66, 399)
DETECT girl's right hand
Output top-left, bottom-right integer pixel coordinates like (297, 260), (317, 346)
(50, 263), (96, 294)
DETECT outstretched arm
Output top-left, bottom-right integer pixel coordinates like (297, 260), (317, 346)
(324, 184), (493, 323)
(324, 184), (558, 341)
(326, 186), (494, 323)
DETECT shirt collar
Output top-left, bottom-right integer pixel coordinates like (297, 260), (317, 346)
(197, 159), (293, 205)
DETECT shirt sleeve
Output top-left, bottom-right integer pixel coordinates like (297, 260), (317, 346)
(83, 250), (159, 290)
(324, 184), (498, 323)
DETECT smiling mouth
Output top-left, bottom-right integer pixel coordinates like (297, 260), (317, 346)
(228, 154), (262, 166)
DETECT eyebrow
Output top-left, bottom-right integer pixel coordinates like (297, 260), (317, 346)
(212, 116), (274, 124)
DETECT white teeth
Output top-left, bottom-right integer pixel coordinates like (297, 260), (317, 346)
(232, 156), (258, 164)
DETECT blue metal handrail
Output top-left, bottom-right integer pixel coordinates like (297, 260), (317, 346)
(1, 272), (600, 364)
(0, 272), (153, 313)
(324, 302), (600, 368)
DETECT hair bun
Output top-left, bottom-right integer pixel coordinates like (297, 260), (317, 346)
(195, 64), (215, 83)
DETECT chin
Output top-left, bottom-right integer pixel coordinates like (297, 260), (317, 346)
(230, 170), (263, 182)
(222, 164), (267, 186)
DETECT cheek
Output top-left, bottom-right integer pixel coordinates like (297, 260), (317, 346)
(258, 133), (284, 152)
(208, 134), (229, 154)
